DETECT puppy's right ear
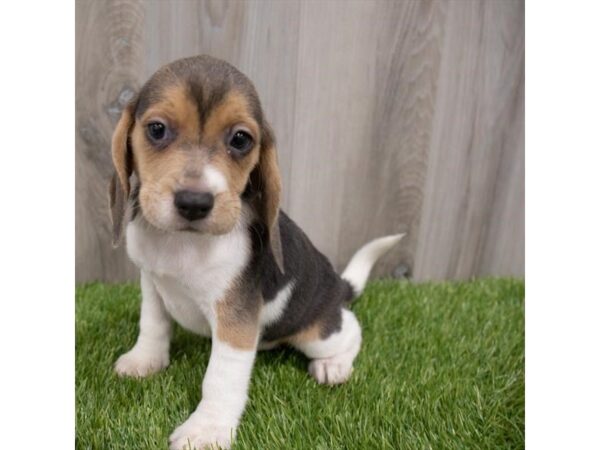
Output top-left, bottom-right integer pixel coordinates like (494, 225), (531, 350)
(109, 102), (136, 247)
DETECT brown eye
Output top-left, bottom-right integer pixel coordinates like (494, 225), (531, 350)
(147, 122), (167, 141)
(228, 130), (253, 155)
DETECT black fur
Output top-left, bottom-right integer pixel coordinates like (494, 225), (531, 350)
(134, 55), (265, 130)
(129, 55), (356, 343)
(250, 211), (356, 343)
(129, 180), (141, 220)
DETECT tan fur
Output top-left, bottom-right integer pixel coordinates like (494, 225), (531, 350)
(215, 286), (260, 350)
(131, 85), (194, 229)
(286, 321), (324, 346)
(202, 91), (260, 146)
(111, 104), (135, 194)
(109, 103), (136, 244)
(204, 91), (261, 195)
(132, 83), (201, 184)
(253, 133), (284, 271)
(128, 86), (266, 235)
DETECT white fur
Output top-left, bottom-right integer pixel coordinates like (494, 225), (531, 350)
(126, 215), (251, 335)
(169, 339), (256, 450)
(122, 213), (254, 450)
(203, 164), (228, 194)
(292, 309), (362, 385)
(114, 271), (172, 377)
(341, 233), (405, 294)
(259, 282), (294, 327)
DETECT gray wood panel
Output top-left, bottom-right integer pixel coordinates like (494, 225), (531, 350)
(75, 0), (524, 283)
(413, 0), (525, 280)
(76, 0), (144, 282)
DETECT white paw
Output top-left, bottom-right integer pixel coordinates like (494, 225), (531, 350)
(308, 356), (354, 385)
(169, 412), (235, 450)
(114, 346), (169, 378)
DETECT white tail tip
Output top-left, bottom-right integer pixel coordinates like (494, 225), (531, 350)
(341, 233), (405, 295)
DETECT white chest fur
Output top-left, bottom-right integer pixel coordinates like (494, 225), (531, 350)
(126, 218), (251, 335)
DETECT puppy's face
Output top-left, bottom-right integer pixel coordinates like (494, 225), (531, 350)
(110, 56), (283, 270)
(109, 56), (284, 269)
(132, 83), (260, 234)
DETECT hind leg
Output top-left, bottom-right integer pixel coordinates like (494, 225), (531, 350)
(290, 309), (362, 385)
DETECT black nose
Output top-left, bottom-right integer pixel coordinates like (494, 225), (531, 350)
(174, 190), (214, 221)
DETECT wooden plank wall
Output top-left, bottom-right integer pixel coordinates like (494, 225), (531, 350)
(76, 0), (524, 283)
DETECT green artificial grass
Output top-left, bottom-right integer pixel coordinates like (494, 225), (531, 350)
(76, 279), (524, 450)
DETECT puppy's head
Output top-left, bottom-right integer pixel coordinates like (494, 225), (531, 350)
(109, 55), (283, 269)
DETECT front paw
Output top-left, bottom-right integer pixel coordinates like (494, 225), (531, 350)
(169, 412), (235, 450)
(114, 346), (169, 378)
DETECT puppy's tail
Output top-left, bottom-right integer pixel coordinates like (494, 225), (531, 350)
(341, 234), (405, 296)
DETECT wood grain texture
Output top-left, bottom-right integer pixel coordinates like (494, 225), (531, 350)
(413, 0), (525, 280)
(75, 0), (524, 282)
(76, 0), (144, 282)
(336, 0), (448, 278)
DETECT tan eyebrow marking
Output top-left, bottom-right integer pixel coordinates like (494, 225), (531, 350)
(202, 91), (260, 142)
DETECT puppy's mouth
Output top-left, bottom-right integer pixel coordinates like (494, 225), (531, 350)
(138, 189), (240, 236)
(178, 221), (207, 233)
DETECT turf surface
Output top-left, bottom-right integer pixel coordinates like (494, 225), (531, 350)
(76, 279), (524, 450)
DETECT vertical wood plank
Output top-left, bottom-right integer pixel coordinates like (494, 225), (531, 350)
(476, 2), (525, 278)
(337, 0), (448, 277)
(143, 0), (247, 78)
(287, 0), (379, 263)
(75, 0), (144, 282)
(413, 0), (524, 280)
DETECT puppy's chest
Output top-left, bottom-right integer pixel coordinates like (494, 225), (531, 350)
(126, 220), (250, 332)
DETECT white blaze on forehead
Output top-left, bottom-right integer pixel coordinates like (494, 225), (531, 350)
(203, 164), (228, 194)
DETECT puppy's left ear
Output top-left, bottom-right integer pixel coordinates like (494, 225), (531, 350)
(253, 124), (284, 272)
(108, 102), (136, 247)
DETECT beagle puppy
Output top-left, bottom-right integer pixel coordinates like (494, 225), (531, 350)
(109, 55), (402, 450)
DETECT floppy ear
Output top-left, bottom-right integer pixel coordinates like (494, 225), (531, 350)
(108, 103), (135, 247)
(253, 124), (284, 273)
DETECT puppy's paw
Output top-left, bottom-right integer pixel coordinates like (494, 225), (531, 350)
(114, 346), (169, 378)
(169, 412), (235, 450)
(308, 356), (354, 385)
